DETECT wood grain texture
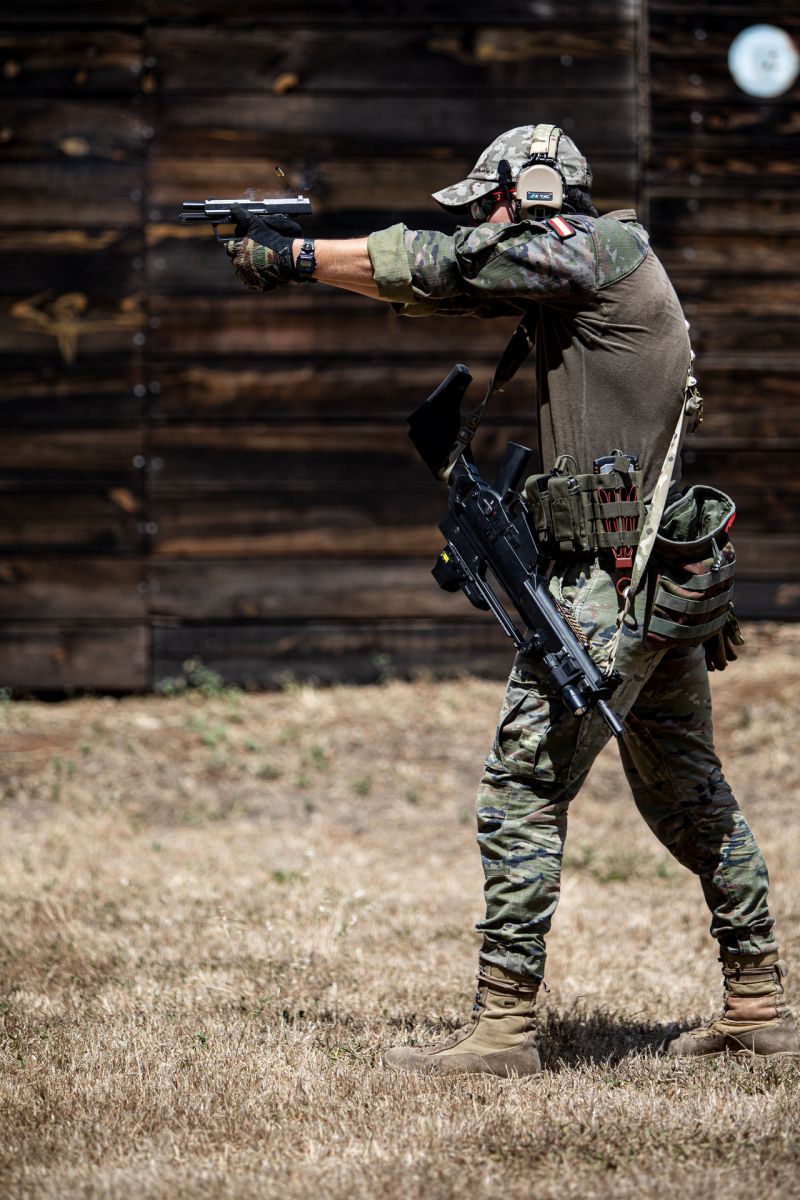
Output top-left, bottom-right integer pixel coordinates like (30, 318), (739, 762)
(0, 31), (144, 96)
(0, 622), (148, 692)
(0, 493), (144, 554)
(150, 26), (634, 94)
(141, 3), (636, 28)
(157, 93), (636, 159)
(152, 619), (514, 688)
(0, 558), (146, 619)
(1, 1), (796, 696)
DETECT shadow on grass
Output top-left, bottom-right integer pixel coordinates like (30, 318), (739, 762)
(538, 1004), (684, 1068)
(385, 1004), (690, 1068)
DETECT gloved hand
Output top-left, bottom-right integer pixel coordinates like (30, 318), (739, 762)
(704, 608), (745, 672)
(226, 205), (304, 292)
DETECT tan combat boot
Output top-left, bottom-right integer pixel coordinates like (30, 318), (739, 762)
(383, 964), (542, 1077)
(666, 949), (800, 1058)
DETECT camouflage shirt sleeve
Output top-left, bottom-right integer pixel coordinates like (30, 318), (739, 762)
(367, 219), (601, 317)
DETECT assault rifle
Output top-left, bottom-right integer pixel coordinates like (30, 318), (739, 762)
(407, 364), (625, 738)
(179, 195), (312, 242)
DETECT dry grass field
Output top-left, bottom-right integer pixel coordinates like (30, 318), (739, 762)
(1, 624), (799, 1199)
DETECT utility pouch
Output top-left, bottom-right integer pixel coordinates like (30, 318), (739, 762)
(645, 485), (738, 652)
(524, 452), (645, 558)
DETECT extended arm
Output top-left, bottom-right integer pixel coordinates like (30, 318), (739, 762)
(292, 237), (385, 300)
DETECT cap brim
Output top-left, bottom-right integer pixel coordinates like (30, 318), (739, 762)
(431, 177), (497, 213)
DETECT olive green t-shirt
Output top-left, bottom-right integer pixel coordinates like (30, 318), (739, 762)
(367, 211), (691, 499)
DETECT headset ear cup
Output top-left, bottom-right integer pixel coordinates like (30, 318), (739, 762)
(516, 162), (564, 214)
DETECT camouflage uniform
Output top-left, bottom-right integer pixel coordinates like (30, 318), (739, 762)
(367, 131), (778, 984)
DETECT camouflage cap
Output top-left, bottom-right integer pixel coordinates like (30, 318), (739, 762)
(432, 124), (591, 211)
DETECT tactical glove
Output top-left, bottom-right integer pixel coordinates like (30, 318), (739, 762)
(704, 608), (745, 672)
(226, 205), (304, 292)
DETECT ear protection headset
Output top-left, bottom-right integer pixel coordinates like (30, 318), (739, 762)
(515, 124), (565, 217)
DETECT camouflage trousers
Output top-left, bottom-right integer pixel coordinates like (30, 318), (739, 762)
(476, 557), (777, 981)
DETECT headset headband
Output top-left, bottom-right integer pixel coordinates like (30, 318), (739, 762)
(528, 123), (562, 162)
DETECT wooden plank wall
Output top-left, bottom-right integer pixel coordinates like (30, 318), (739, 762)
(0, 1), (640, 690)
(646, 0), (800, 621)
(0, 1), (795, 691)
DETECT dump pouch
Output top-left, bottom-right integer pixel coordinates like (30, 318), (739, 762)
(644, 484), (738, 651)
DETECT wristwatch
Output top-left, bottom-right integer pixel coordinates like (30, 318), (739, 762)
(295, 238), (317, 280)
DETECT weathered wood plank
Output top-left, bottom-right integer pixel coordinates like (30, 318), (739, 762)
(688, 371), (800, 441)
(152, 619), (514, 688)
(0, 163), (143, 226)
(0, 31), (144, 96)
(0, 294), (145, 364)
(0, 99), (150, 161)
(646, 153), (800, 191)
(151, 559), (456, 620)
(157, 93), (636, 159)
(649, 59), (799, 103)
(0, 428), (145, 490)
(656, 235), (800, 277)
(0, 365), (145, 427)
(649, 195), (798, 236)
(0, 230), (143, 300)
(651, 103), (800, 150)
(733, 581), (800, 621)
(147, 421), (537, 496)
(0, 3), (145, 23)
(0, 622), (148, 693)
(649, 11), (800, 61)
(149, 492), (445, 559)
(150, 26), (634, 94)
(150, 542), (800, 622)
(148, 294), (521, 359)
(147, 360), (528, 423)
(0, 558), (146, 619)
(144, 359), (800, 442)
(668, 276), (799, 319)
(0, 493), (144, 554)
(141, 3), (636, 28)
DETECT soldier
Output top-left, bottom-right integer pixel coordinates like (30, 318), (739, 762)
(227, 125), (798, 1075)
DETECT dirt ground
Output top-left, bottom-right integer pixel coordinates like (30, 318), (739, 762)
(1, 623), (799, 1199)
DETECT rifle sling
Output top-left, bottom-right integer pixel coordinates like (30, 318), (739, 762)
(443, 308), (536, 478)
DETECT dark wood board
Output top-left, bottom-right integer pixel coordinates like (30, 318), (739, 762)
(147, 360), (531, 424)
(152, 618), (515, 688)
(149, 26), (634, 95)
(0, 4), (146, 24)
(0, 366), (146, 428)
(0, 557), (146, 619)
(0, 622), (148, 693)
(0, 31), (144, 96)
(0, 428), (145, 491)
(651, 103), (800, 151)
(0, 294), (146, 364)
(0, 99), (151, 161)
(147, 295), (522, 360)
(649, 195), (799, 236)
(156, 93), (636, 160)
(0, 163), (143, 227)
(151, 558), (459, 621)
(649, 12), (800, 61)
(140, 3), (636, 28)
(0, 492), (145, 554)
(146, 361), (798, 441)
(150, 542), (800, 622)
(0, 230), (144, 300)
